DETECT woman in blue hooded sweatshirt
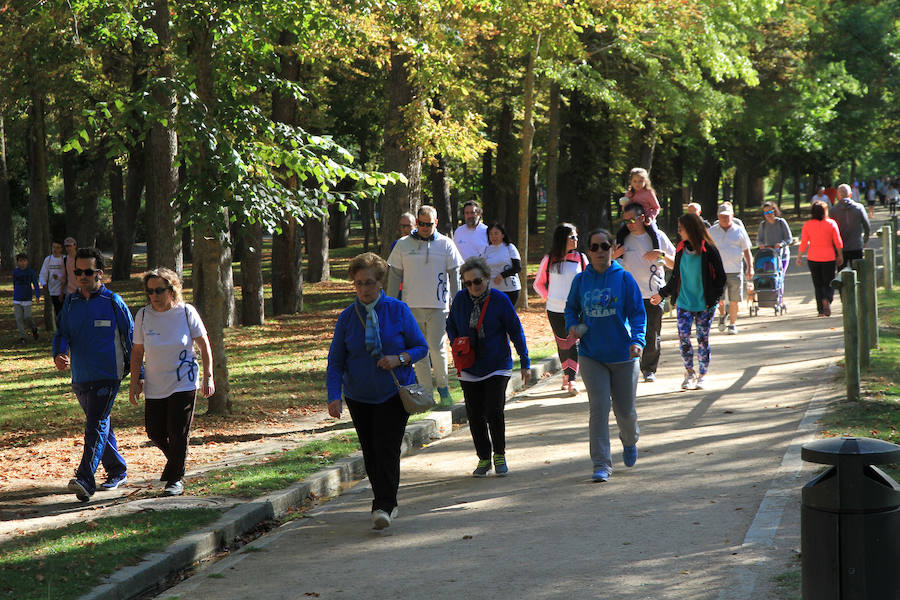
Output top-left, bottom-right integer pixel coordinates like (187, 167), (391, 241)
(565, 229), (646, 483)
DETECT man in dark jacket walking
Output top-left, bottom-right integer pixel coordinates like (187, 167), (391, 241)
(830, 183), (870, 269)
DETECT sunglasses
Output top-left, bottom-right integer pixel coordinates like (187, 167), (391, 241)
(589, 242), (612, 252)
(763, 209), (775, 215)
(146, 286), (172, 295)
(623, 217), (640, 225)
(417, 220), (434, 227)
(462, 278), (484, 288)
(73, 268), (98, 276)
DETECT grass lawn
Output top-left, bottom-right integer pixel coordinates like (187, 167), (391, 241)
(0, 509), (221, 600)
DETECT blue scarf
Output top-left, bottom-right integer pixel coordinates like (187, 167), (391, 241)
(359, 290), (384, 357)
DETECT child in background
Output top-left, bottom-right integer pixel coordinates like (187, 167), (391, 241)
(12, 253), (41, 343)
(616, 168), (661, 251)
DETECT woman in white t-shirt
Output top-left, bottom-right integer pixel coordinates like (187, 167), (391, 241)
(128, 268), (214, 497)
(533, 223), (588, 396)
(482, 222), (522, 306)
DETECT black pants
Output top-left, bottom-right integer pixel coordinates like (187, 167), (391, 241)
(641, 299), (663, 375)
(346, 395), (409, 513)
(547, 311), (578, 379)
(460, 375), (510, 460)
(841, 248), (863, 270)
(145, 390), (197, 483)
(503, 290), (520, 307)
(808, 260), (836, 314)
(616, 221), (661, 249)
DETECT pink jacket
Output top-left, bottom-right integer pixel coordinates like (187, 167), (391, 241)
(799, 218), (843, 262)
(626, 188), (660, 221)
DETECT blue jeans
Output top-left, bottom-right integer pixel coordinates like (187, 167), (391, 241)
(72, 379), (127, 493)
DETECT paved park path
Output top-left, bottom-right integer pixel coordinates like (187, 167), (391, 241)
(161, 220), (874, 600)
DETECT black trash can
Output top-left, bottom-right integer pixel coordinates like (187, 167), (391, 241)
(801, 436), (900, 599)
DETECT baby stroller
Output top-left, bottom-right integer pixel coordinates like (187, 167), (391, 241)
(749, 247), (787, 316)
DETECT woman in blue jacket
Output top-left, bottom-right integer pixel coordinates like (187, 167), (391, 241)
(565, 229), (646, 483)
(447, 256), (530, 478)
(326, 253), (428, 531)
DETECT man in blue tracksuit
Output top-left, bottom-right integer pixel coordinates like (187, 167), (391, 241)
(53, 247), (134, 502)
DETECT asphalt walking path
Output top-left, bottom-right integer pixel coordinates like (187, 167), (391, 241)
(160, 222), (879, 600)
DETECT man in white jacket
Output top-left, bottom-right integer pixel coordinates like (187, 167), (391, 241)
(39, 241), (68, 321)
(387, 205), (463, 405)
(453, 200), (488, 260)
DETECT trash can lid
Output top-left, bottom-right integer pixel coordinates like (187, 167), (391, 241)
(802, 436), (900, 465)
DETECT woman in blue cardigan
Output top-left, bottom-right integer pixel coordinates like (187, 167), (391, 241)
(326, 253), (428, 530)
(447, 256), (530, 477)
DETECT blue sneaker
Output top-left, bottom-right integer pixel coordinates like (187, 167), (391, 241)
(68, 478), (92, 502)
(100, 472), (128, 490)
(437, 387), (453, 407)
(623, 445), (638, 467)
(592, 468), (610, 482)
(493, 454), (508, 476)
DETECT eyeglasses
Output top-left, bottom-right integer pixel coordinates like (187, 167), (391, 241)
(462, 278), (484, 288)
(146, 286), (172, 295)
(417, 220), (434, 227)
(589, 242), (612, 252)
(353, 280), (378, 288)
(623, 217), (640, 225)
(568, 234), (578, 240)
(763, 209), (775, 215)
(73, 268), (97, 276)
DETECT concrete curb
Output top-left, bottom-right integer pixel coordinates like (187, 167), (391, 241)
(78, 355), (561, 600)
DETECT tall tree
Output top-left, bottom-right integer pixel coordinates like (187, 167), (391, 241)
(0, 115), (12, 273)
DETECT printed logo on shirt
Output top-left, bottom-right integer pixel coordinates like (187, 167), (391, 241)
(583, 287), (618, 318)
(145, 328), (162, 337)
(94, 320), (112, 327)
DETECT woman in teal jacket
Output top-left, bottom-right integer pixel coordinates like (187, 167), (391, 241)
(447, 256), (530, 478)
(565, 229), (645, 483)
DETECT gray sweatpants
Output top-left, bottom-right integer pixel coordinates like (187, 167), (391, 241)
(409, 307), (450, 398)
(579, 355), (640, 471)
(13, 303), (36, 338)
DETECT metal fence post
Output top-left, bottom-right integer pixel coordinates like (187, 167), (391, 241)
(852, 259), (870, 370)
(835, 269), (860, 401)
(882, 225), (894, 290)
(864, 247), (879, 349)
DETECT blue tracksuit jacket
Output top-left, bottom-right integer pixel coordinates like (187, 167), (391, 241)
(52, 285), (134, 383)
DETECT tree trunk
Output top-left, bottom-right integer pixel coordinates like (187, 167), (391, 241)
(0, 115), (13, 273)
(77, 152), (108, 249)
(775, 166), (785, 208)
(380, 47), (423, 258)
(694, 145), (721, 219)
(639, 120), (656, 173)
(241, 219), (264, 325)
(58, 111), (80, 233)
(306, 205), (330, 283)
(145, 0), (181, 273)
(429, 97), (453, 235)
(733, 163), (749, 219)
(529, 164), (538, 235)
(27, 90), (50, 268)
(494, 103), (517, 235)
(109, 165), (127, 278)
(328, 204), (348, 249)
(481, 148), (493, 221)
(793, 165), (802, 218)
(270, 29), (303, 312)
(194, 229), (231, 415)
(514, 34), (540, 310)
(543, 82), (560, 252)
(112, 142), (145, 280)
(849, 159), (857, 185)
(272, 218), (303, 314)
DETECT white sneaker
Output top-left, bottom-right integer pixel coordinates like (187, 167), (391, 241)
(727, 324), (738, 335)
(681, 373), (697, 390)
(163, 480), (184, 496)
(718, 314), (726, 332)
(372, 509), (392, 530)
(695, 376), (706, 389)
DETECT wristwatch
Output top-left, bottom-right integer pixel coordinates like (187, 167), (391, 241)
(398, 353), (407, 366)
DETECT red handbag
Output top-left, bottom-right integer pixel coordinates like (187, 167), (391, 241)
(452, 295), (490, 374)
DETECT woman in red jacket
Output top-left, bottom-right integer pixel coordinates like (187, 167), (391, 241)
(796, 201), (843, 317)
